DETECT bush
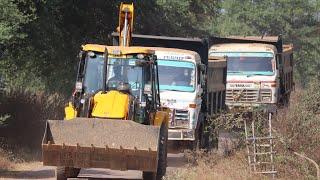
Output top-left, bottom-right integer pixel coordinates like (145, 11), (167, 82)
(0, 88), (66, 152)
(274, 79), (320, 178)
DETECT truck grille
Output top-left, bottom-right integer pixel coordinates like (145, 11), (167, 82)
(226, 89), (272, 103)
(226, 89), (259, 102)
(169, 109), (189, 128)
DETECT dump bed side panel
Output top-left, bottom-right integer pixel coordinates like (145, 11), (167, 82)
(279, 45), (294, 95)
(112, 32), (208, 65)
(206, 57), (227, 115)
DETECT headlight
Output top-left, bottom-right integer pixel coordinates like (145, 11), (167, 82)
(261, 96), (271, 102)
(260, 89), (272, 102)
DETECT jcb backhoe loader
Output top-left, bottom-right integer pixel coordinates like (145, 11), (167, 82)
(42, 3), (169, 180)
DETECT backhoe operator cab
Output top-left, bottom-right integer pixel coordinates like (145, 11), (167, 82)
(65, 45), (161, 123)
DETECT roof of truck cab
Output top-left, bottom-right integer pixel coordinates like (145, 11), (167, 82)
(227, 36), (279, 42)
(82, 44), (155, 55)
(209, 43), (277, 53)
(143, 47), (201, 62)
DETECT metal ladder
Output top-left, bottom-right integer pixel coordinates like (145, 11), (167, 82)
(244, 111), (277, 178)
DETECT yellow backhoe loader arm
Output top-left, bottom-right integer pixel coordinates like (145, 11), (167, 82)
(118, 3), (134, 47)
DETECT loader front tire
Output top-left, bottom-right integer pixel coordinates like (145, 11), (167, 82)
(143, 123), (167, 180)
(56, 167), (80, 180)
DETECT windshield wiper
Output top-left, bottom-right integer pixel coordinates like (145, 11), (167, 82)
(161, 89), (184, 92)
(228, 71), (242, 74)
(246, 73), (272, 77)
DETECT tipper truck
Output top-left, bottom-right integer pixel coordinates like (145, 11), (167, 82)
(209, 36), (294, 110)
(42, 3), (169, 180)
(112, 34), (227, 148)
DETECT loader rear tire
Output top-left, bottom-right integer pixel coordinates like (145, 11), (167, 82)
(56, 167), (80, 180)
(142, 123), (167, 180)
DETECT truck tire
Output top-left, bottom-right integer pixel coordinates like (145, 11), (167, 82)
(143, 123), (167, 180)
(284, 93), (291, 107)
(217, 131), (240, 156)
(193, 123), (206, 151)
(56, 167), (80, 180)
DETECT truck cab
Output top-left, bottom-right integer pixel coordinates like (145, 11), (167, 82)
(150, 47), (204, 141)
(209, 36), (293, 110)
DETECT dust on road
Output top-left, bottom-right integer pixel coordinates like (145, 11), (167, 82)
(0, 153), (188, 180)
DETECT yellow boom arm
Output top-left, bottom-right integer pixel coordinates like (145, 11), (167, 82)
(118, 3), (134, 47)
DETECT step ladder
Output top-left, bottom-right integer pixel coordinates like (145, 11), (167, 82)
(244, 111), (277, 178)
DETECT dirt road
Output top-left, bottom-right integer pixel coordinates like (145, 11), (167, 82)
(0, 153), (188, 180)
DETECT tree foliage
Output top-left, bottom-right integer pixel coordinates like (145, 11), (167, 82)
(0, 0), (35, 44)
(0, 0), (319, 94)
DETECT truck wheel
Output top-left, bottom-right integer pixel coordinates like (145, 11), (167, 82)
(142, 171), (156, 180)
(143, 123), (167, 180)
(193, 124), (206, 151)
(56, 167), (80, 180)
(284, 94), (290, 107)
(217, 131), (240, 156)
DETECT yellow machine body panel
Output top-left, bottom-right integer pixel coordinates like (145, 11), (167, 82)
(91, 91), (129, 119)
(154, 109), (170, 126)
(64, 102), (77, 120)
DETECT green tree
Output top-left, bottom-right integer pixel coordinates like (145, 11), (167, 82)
(1, 0), (318, 94)
(211, 0), (320, 84)
(155, 0), (219, 36)
(0, 0), (34, 44)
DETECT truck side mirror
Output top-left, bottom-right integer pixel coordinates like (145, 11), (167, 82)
(276, 53), (282, 69)
(201, 74), (207, 87)
(198, 64), (206, 87)
(199, 64), (206, 72)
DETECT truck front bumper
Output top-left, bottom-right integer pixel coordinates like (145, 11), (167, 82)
(168, 129), (195, 141)
(226, 102), (277, 113)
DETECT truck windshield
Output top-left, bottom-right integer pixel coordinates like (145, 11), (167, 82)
(210, 52), (274, 75)
(158, 60), (195, 92)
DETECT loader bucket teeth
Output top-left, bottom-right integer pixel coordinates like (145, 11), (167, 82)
(42, 118), (160, 172)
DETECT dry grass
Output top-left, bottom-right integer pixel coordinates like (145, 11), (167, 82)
(0, 88), (65, 177)
(272, 79), (320, 179)
(165, 150), (263, 180)
(0, 88), (65, 161)
(0, 150), (14, 172)
(167, 79), (320, 179)
(0, 147), (42, 177)
(0, 142), (45, 177)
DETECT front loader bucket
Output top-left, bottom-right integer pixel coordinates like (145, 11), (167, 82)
(42, 118), (160, 172)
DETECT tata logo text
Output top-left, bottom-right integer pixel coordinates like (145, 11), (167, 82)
(230, 84), (251, 88)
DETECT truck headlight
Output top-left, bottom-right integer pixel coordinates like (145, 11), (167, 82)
(261, 96), (271, 102)
(260, 89), (272, 102)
